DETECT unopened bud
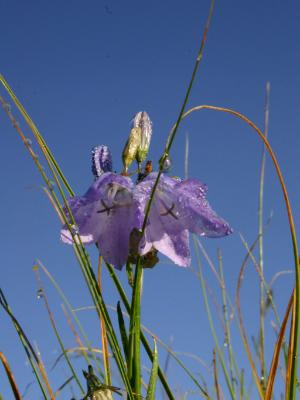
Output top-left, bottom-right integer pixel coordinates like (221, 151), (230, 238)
(134, 111), (152, 164)
(92, 145), (113, 179)
(122, 127), (141, 172)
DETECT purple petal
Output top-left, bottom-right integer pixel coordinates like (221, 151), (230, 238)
(97, 199), (141, 268)
(174, 179), (232, 237)
(60, 196), (102, 244)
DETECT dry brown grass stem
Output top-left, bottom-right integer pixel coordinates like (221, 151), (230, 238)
(213, 349), (222, 400)
(236, 239), (264, 398)
(61, 304), (88, 361)
(265, 289), (294, 399)
(0, 351), (22, 399)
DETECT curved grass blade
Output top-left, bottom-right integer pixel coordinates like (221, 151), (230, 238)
(170, 103), (299, 399)
(0, 351), (22, 400)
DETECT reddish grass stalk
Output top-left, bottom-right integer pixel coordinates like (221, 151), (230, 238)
(0, 351), (22, 400)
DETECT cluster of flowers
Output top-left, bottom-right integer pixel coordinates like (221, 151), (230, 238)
(61, 112), (232, 269)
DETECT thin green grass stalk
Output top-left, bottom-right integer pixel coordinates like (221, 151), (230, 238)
(193, 237), (236, 399)
(37, 260), (104, 377)
(171, 103), (300, 399)
(184, 131), (189, 179)
(117, 301), (130, 365)
(239, 370), (245, 400)
(196, 242), (244, 389)
(33, 268), (85, 394)
(128, 257), (143, 396)
(145, 339), (158, 400)
(0, 290), (51, 400)
(97, 256), (112, 386)
(218, 249), (237, 394)
(258, 81), (271, 386)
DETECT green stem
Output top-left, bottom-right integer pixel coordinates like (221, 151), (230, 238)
(193, 238), (236, 399)
(128, 258), (143, 396)
(218, 250), (237, 394)
(258, 82), (270, 386)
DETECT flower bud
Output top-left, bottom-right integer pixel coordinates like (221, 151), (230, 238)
(91, 145), (112, 179)
(134, 111), (152, 164)
(122, 126), (141, 172)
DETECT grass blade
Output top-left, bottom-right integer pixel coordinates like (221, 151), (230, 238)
(146, 339), (158, 400)
(0, 351), (22, 400)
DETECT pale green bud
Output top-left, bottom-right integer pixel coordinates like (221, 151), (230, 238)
(134, 111), (153, 164)
(122, 126), (142, 172)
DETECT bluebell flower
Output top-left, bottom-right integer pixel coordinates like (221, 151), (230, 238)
(61, 147), (232, 269)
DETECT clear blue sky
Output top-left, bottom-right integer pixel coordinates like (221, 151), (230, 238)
(0, 1), (299, 398)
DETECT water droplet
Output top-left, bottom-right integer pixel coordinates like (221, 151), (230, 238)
(223, 340), (228, 347)
(36, 289), (43, 299)
(26, 138), (33, 145)
(162, 157), (172, 172)
(70, 224), (79, 235)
